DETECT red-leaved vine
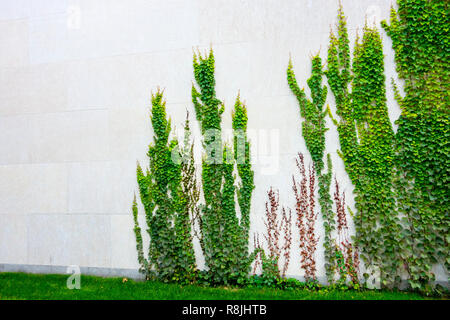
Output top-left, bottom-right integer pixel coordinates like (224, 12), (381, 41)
(292, 153), (319, 282)
(334, 177), (360, 284)
(254, 188), (292, 277)
(281, 206), (293, 277)
(265, 188), (281, 260)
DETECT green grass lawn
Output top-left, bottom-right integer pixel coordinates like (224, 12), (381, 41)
(0, 272), (437, 300)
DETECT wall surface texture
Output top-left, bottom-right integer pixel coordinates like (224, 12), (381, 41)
(0, 0), (447, 283)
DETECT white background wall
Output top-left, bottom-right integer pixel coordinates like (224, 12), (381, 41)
(2, 0), (441, 281)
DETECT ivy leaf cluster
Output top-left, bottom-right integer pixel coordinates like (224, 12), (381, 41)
(326, 4), (402, 287)
(382, 0), (449, 292)
(132, 90), (197, 283)
(192, 49), (255, 285)
(287, 56), (328, 171)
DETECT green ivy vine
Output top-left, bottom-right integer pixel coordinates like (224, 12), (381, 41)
(287, 56), (328, 171)
(326, 5), (402, 287)
(287, 56), (335, 284)
(192, 49), (256, 285)
(382, 0), (449, 292)
(132, 90), (197, 283)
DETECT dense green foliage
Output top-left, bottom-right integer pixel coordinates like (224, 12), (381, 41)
(287, 56), (328, 172)
(324, 1), (449, 292)
(382, 0), (450, 291)
(132, 90), (196, 283)
(0, 272), (433, 300)
(192, 49), (255, 285)
(326, 6), (401, 287)
(232, 97), (254, 238)
(287, 56), (335, 283)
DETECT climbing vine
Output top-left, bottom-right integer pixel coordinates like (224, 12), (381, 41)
(178, 112), (202, 244)
(253, 188), (292, 280)
(382, 0), (450, 292)
(287, 56), (335, 283)
(287, 56), (328, 171)
(192, 49), (255, 285)
(132, 90), (196, 283)
(326, 5), (402, 287)
(334, 177), (360, 287)
(292, 153), (319, 282)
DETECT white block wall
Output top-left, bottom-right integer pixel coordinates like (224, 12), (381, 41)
(0, 0), (446, 282)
